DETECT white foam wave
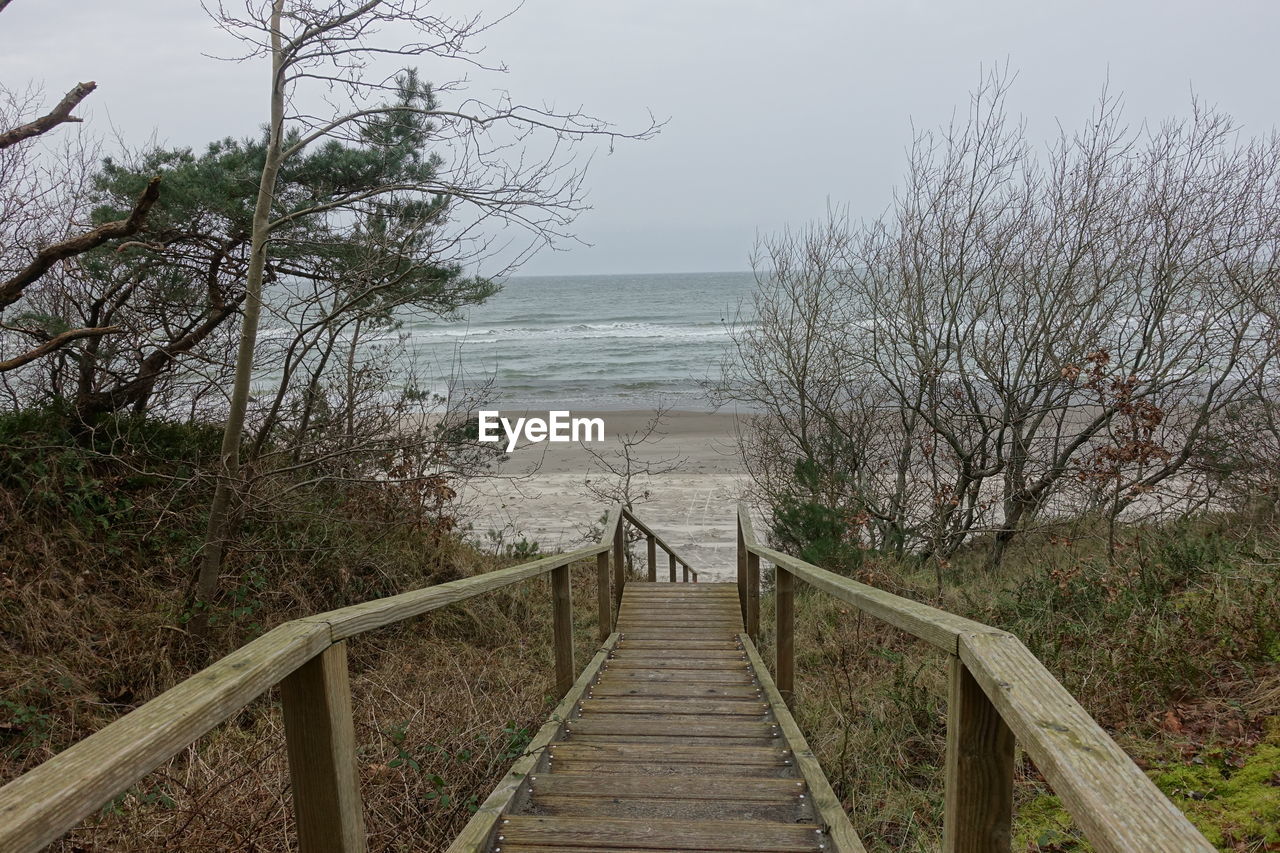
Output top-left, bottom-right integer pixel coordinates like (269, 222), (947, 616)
(408, 321), (742, 343)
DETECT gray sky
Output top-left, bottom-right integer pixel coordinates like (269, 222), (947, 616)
(2, 0), (1277, 275)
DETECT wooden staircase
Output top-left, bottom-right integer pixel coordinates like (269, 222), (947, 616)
(461, 582), (859, 852)
(0, 503), (1216, 853)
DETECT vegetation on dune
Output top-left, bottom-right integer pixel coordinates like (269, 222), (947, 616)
(755, 512), (1279, 852)
(0, 408), (615, 850)
(720, 68), (1280, 851)
(0, 1), (653, 847)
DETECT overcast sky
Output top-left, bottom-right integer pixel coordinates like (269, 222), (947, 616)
(2, 0), (1278, 275)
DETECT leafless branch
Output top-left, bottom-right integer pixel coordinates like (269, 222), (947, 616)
(0, 81), (97, 150)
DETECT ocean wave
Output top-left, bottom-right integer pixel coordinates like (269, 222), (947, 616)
(407, 321), (745, 343)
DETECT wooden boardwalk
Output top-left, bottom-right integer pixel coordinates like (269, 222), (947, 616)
(461, 582), (858, 852)
(0, 504), (1216, 853)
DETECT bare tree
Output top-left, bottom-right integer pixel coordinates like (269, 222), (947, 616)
(719, 69), (1280, 574)
(583, 406), (687, 510)
(0, 52), (161, 374)
(190, 0), (659, 631)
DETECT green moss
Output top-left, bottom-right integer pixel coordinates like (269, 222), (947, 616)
(1012, 725), (1280, 853)
(1151, 717), (1280, 848)
(1013, 792), (1090, 851)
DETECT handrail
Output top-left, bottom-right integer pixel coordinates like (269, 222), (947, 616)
(0, 504), (695, 853)
(736, 503), (1214, 853)
(620, 505), (699, 582)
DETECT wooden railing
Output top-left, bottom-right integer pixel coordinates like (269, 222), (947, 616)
(620, 504), (699, 583)
(0, 501), (1215, 853)
(736, 504), (1214, 853)
(0, 503), (690, 853)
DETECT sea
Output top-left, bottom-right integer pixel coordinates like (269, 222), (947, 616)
(405, 271), (757, 411)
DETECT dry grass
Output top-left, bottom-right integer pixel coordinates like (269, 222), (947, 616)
(3, 559), (611, 852)
(755, 513), (1280, 852)
(0, 408), (621, 851)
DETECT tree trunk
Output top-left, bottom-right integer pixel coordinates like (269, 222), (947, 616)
(191, 0), (286, 637)
(292, 326), (340, 463)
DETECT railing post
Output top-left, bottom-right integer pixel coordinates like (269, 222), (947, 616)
(682, 562), (690, 582)
(552, 563), (574, 697)
(944, 655), (1014, 853)
(668, 551), (677, 583)
(612, 518), (625, 613)
(596, 550), (612, 640)
(280, 641), (366, 853)
(776, 564), (794, 707)
(737, 516), (747, 625)
(646, 534), (656, 582)
(746, 549), (760, 641)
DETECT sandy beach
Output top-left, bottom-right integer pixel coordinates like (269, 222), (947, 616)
(452, 410), (751, 581)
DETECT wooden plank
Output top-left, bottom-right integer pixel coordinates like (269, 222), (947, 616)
(621, 599), (738, 606)
(531, 773), (805, 801)
(497, 848), (795, 853)
(280, 641), (366, 853)
(545, 759), (794, 779)
(579, 698), (769, 716)
(618, 620), (742, 629)
(616, 613), (740, 622)
(597, 551), (613, 641)
(741, 634), (867, 853)
(619, 604), (739, 612)
(750, 544), (985, 652)
(737, 504), (759, 635)
(446, 635), (621, 853)
(565, 718), (779, 739)
(620, 611), (738, 619)
(624, 581), (737, 588)
(531, 795), (808, 823)
(571, 712), (773, 728)
(943, 655), (1013, 853)
(622, 589), (738, 596)
(622, 591), (742, 596)
(625, 582), (736, 588)
(566, 733), (783, 747)
(959, 632), (1214, 852)
(0, 620), (331, 853)
(317, 545), (605, 641)
(623, 586), (738, 595)
(738, 517), (748, 626)
(619, 622), (742, 635)
(545, 744), (795, 778)
(628, 604), (736, 612)
(587, 683), (762, 699)
(747, 545), (977, 650)
(598, 503), (623, 548)
(776, 564), (795, 707)
(608, 648), (744, 660)
(746, 550), (761, 641)
(495, 815), (825, 851)
(601, 653), (747, 666)
(616, 639), (740, 650)
(547, 742), (792, 767)
(623, 583), (737, 593)
(618, 606), (741, 615)
(552, 563), (575, 698)
(613, 516), (626, 614)
(735, 502), (978, 651)
(594, 669), (753, 684)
